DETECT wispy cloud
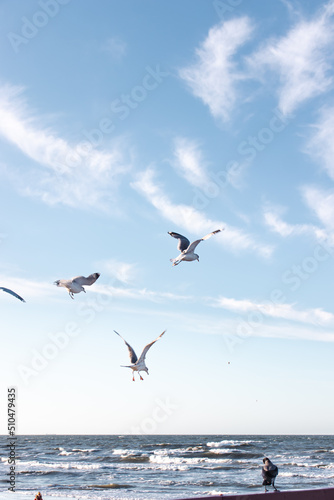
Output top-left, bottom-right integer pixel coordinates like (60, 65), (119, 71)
(263, 205), (327, 240)
(131, 167), (273, 257)
(0, 273), (192, 304)
(94, 258), (137, 285)
(179, 17), (253, 121)
(91, 283), (192, 303)
(306, 106), (334, 181)
(302, 186), (334, 233)
(248, 1), (334, 115)
(0, 275), (55, 301)
(5, 273), (334, 343)
(172, 137), (212, 189)
(172, 136), (247, 191)
(171, 310), (334, 343)
(101, 36), (127, 60)
(213, 295), (334, 327)
(0, 84), (131, 210)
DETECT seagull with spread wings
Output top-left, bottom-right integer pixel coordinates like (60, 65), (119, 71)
(54, 273), (100, 299)
(0, 287), (25, 302)
(168, 228), (223, 266)
(115, 330), (166, 381)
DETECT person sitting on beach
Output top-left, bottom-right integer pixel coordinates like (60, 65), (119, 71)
(262, 457), (278, 492)
(34, 492), (43, 500)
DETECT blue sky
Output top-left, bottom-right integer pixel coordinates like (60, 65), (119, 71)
(1, 0), (334, 435)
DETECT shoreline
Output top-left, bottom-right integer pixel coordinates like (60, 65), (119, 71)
(0, 494), (80, 500)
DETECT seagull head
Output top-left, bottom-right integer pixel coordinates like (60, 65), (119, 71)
(53, 280), (60, 286)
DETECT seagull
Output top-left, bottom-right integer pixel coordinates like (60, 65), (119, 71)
(115, 330), (166, 381)
(262, 457), (278, 492)
(0, 287), (25, 302)
(54, 273), (100, 299)
(168, 228), (224, 266)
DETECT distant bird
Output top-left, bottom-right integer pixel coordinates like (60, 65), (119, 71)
(115, 330), (166, 381)
(262, 457), (278, 492)
(168, 229), (223, 266)
(54, 273), (100, 299)
(0, 287), (25, 302)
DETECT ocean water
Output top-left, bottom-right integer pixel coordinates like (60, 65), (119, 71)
(1, 435), (334, 500)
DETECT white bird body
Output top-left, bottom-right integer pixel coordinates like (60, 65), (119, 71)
(168, 229), (223, 266)
(54, 273), (100, 299)
(115, 330), (166, 381)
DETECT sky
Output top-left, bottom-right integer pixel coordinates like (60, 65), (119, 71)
(0, 0), (334, 435)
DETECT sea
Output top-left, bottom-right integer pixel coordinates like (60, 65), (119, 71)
(1, 435), (334, 500)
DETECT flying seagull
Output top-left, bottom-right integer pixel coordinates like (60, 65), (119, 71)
(262, 457), (278, 492)
(54, 273), (100, 299)
(115, 330), (166, 381)
(168, 228), (223, 266)
(0, 287), (25, 303)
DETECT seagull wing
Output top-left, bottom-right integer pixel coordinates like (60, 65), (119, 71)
(187, 228), (223, 252)
(138, 330), (166, 363)
(114, 330), (138, 363)
(0, 287), (26, 302)
(168, 232), (190, 252)
(72, 273), (100, 286)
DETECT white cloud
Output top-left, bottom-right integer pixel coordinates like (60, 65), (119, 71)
(176, 310), (334, 343)
(131, 167), (273, 257)
(248, 1), (334, 115)
(171, 136), (248, 191)
(172, 137), (212, 189)
(302, 186), (334, 232)
(95, 259), (137, 285)
(0, 273), (192, 304)
(101, 37), (127, 59)
(263, 205), (327, 240)
(264, 104), (334, 242)
(213, 295), (334, 327)
(0, 275), (56, 301)
(306, 106), (334, 180)
(91, 283), (192, 303)
(179, 17), (253, 121)
(0, 84), (131, 210)
(5, 273), (334, 344)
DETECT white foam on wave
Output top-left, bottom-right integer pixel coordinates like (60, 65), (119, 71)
(208, 448), (235, 454)
(149, 454), (231, 467)
(72, 448), (95, 453)
(113, 448), (138, 455)
(207, 439), (256, 447)
(153, 447), (191, 456)
(17, 459), (100, 471)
